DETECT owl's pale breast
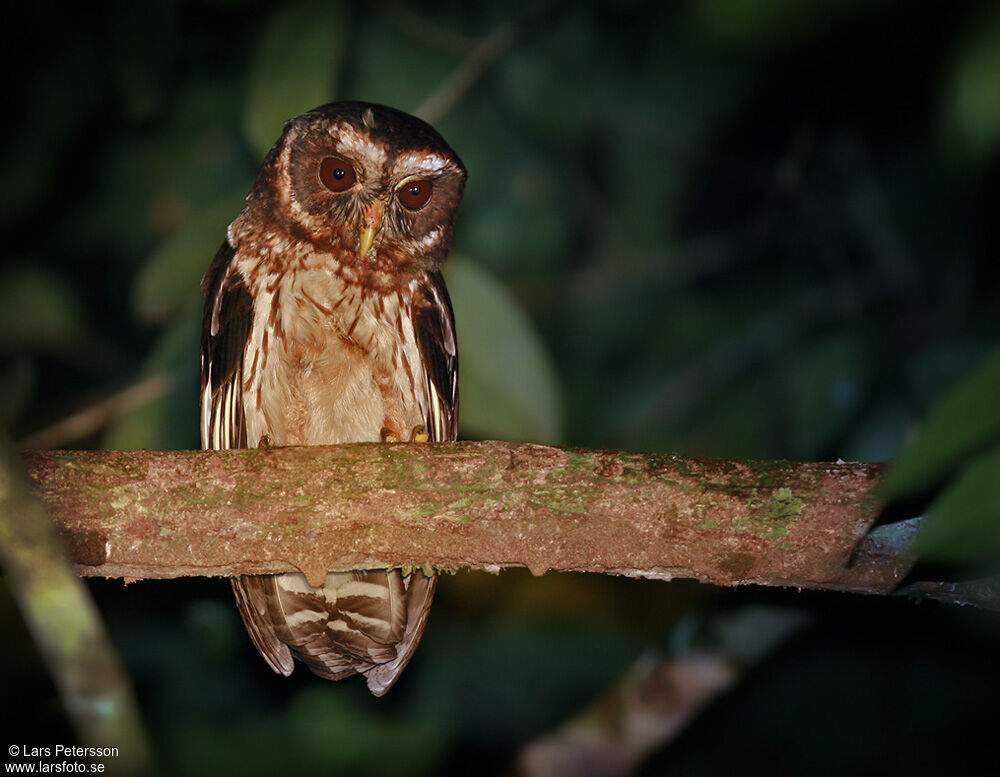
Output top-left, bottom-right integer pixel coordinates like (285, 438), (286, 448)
(239, 261), (429, 448)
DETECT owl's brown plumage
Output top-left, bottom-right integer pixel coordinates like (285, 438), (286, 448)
(200, 102), (465, 695)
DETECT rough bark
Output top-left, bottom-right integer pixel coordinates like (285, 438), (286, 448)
(22, 441), (906, 593)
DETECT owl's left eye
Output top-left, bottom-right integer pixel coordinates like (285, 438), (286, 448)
(319, 156), (356, 192)
(398, 180), (433, 210)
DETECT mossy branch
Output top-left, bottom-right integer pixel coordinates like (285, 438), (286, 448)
(19, 440), (998, 606)
(18, 440), (950, 598)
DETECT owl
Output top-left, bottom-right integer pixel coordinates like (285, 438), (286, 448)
(200, 102), (465, 695)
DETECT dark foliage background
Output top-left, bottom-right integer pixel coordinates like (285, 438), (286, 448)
(2, 0), (998, 774)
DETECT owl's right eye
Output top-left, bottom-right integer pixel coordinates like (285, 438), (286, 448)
(319, 156), (356, 192)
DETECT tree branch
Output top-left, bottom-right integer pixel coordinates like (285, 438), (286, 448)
(516, 606), (811, 777)
(414, 1), (556, 125)
(18, 372), (175, 450)
(22, 440), (897, 587)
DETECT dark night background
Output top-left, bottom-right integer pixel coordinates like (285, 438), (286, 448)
(2, 1), (998, 775)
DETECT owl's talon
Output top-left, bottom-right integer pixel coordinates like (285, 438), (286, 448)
(257, 434), (274, 448)
(410, 425), (429, 443)
(380, 427), (401, 443)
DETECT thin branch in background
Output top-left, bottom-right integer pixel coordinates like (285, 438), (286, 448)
(18, 372), (175, 450)
(0, 435), (151, 773)
(377, 1), (475, 55)
(414, 1), (558, 125)
(516, 607), (811, 777)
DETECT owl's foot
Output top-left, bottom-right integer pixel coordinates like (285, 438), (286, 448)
(380, 427), (401, 443)
(410, 424), (429, 443)
(257, 434), (274, 448)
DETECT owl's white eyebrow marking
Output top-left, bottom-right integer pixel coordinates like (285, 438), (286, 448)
(393, 152), (449, 176)
(330, 123), (389, 165)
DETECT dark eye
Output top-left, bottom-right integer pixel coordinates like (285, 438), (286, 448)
(319, 156), (356, 192)
(398, 179), (433, 210)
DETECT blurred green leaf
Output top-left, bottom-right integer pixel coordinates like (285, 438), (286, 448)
(133, 193), (246, 322)
(444, 257), (562, 444)
(693, 0), (864, 46)
(945, 5), (1000, 161)
(0, 265), (89, 353)
(914, 444), (1000, 561)
(243, 0), (347, 160)
(878, 348), (1000, 500)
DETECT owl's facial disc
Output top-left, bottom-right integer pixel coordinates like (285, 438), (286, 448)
(265, 104), (467, 278)
(358, 198), (385, 261)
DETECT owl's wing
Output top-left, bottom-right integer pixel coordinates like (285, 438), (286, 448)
(413, 269), (459, 444)
(200, 240), (295, 676)
(362, 270), (458, 696)
(200, 240), (251, 451)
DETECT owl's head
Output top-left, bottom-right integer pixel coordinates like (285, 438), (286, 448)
(245, 101), (467, 280)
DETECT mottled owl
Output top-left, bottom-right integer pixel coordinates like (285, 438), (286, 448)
(200, 101), (465, 695)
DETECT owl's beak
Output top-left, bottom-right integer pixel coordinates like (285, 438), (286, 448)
(358, 199), (385, 261)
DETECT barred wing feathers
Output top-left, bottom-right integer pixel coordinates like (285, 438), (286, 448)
(200, 241), (251, 451)
(201, 241), (294, 676)
(414, 270), (459, 442)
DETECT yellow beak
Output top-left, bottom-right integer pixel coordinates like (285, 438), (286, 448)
(358, 199), (385, 261)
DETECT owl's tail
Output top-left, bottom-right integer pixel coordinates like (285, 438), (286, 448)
(232, 568), (437, 696)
